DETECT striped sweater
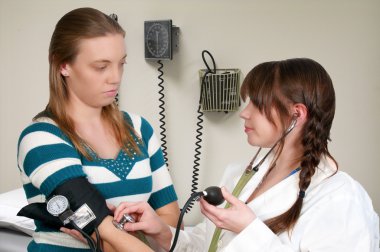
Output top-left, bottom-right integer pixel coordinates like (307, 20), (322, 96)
(17, 111), (177, 251)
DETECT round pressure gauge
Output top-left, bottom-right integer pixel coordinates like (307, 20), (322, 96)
(145, 20), (172, 59)
(46, 195), (69, 216)
(146, 23), (169, 58)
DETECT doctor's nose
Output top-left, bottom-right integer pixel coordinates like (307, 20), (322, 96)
(239, 104), (251, 120)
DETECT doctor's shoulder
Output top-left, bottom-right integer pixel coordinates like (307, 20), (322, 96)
(306, 163), (378, 226)
(305, 169), (379, 249)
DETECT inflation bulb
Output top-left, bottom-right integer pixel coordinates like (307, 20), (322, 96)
(203, 186), (224, 205)
(170, 186), (225, 252)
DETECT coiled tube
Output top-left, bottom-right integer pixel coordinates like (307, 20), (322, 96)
(157, 60), (169, 167)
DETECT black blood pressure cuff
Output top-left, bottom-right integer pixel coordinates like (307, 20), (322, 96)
(18, 177), (111, 235)
(50, 177), (111, 234)
(18, 202), (65, 229)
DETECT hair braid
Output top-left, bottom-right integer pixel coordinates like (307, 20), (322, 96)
(259, 58), (337, 234)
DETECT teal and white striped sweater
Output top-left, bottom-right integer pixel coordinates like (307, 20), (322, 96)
(17, 111), (177, 251)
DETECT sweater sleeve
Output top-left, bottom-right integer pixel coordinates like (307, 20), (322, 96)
(17, 121), (86, 197)
(141, 116), (178, 209)
(124, 112), (178, 210)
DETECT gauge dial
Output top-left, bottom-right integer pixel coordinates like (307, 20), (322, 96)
(144, 20), (172, 59)
(46, 195), (69, 216)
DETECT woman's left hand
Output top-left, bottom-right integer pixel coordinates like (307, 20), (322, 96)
(60, 202), (116, 243)
(60, 227), (87, 243)
(200, 187), (256, 233)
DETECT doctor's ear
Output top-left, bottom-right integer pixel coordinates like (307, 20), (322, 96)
(60, 63), (69, 77)
(292, 104), (308, 124)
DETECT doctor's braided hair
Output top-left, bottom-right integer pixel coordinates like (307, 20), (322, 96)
(241, 58), (337, 234)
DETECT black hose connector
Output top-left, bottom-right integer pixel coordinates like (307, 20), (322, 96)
(170, 186), (224, 252)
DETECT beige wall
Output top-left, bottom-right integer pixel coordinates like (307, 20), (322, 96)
(1, 0), (379, 225)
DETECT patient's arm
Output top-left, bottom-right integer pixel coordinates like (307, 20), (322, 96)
(101, 202), (180, 251)
(62, 201), (180, 251)
(62, 216), (152, 252)
(97, 216), (153, 252)
(155, 201), (181, 228)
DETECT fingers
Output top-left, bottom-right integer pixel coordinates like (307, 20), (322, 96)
(221, 187), (241, 206)
(60, 227), (87, 243)
(114, 201), (151, 222)
(123, 221), (146, 232)
(107, 202), (116, 212)
(199, 198), (222, 224)
(60, 227), (69, 233)
(114, 202), (142, 221)
(199, 188), (246, 230)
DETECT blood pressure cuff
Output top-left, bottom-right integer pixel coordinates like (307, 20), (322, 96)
(18, 177), (111, 235)
(18, 202), (66, 230)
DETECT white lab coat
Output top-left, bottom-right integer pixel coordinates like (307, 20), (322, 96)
(171, 155), (379, 251)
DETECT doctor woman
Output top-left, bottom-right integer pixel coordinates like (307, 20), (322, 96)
(17, 7), (179, 252)
(114, 58), (379, 251)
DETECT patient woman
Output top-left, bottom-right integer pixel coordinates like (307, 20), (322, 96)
(17, 7), (180, 252)
(113, 58), (379, 251)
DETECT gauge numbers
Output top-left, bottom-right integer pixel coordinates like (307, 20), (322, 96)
(144, 20), (172, 59)
(46, 195), (69, 216)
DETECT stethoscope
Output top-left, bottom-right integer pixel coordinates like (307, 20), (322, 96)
(206, 115), (299, 251)
(245, 116), (298, 174)
(170, 116), (298, 252)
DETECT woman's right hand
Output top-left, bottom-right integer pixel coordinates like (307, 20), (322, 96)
(114, 201), (166, 235)
(200, 187), (256, 233)
(114, 201), (173, 250)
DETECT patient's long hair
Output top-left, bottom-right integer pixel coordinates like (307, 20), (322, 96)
(35, 7), (140, 159)
(240, 58), (337, 234)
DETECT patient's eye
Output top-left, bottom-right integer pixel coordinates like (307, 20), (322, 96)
(94, 64), (107, 71)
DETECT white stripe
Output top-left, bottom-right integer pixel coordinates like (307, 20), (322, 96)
(151, 166), (172, 193)
(34, 117), (56, 124)
(30, 158), (82, 188)
(20, 172), (31, 184)
(83, 165), (121, 183)
(127, 159), (151, 179)
(147, 133), (161, 157)
(27, 194), (46, 203)
(18, 131), (72, 171)
(127, 112), (142, 135)
(33, 231), (89, 249)
(106, 193), (151, 207)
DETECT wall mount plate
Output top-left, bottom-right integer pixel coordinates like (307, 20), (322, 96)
(144, 20), (178, 60)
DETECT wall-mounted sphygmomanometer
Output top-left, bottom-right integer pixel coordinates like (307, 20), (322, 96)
(144, 20), (179, 167)
(144, 20), (179, 60)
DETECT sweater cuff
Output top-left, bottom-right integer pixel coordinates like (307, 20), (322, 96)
(148, 185), (178, 210)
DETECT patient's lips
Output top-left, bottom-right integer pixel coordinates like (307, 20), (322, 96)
(104, 89), (118, 97)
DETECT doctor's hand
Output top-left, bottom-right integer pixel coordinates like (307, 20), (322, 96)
(200, 187), (256, 233)
(114, 201), (173, 250)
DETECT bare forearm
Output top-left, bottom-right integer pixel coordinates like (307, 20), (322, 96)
(98, 216), (153, 252)
(157, 202), (181, 228)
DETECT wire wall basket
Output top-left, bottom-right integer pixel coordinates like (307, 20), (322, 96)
(199, 68), (241, 112)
